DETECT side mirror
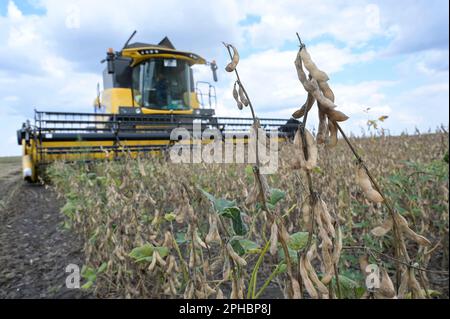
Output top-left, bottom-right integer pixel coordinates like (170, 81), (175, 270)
(210, 60), (218, 82)
(106, 49), (115, 74)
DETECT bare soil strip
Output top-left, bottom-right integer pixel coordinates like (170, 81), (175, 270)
(0, 158), (89, 298)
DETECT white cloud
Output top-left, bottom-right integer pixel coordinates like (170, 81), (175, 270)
(410, 83), (449, 97)
(242, 0), (389, 48)
(333, 81), (395, 115)
(0, 105), (27, 156)
(379, 0), (449, 54)
(215, 44), (378, 119)
(2, 95), (19, 102)
(7, 1), (23, 20)
(306, 43), (375, 73)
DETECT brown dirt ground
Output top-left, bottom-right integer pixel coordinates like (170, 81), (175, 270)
(0, 157), (90, 298)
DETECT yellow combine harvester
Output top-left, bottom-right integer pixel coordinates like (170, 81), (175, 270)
(17, 31), (298, 182)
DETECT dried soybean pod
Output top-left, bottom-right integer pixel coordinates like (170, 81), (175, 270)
(238, 82), (249, 106)
(166, 255), (175, 274)
(300, 255), (319, 299)
(183, 282), (194, 299)
(210, 256), (223, 273)
(305, 245), (329, 295)
(312, 85), (349, 122)
(327, 120), (338, 147)
(233, 82), (239, 101)
(292, 128), (307, 169)
(327, 109), (349, 122)
(359, 255), (370, 276)
(378, 267), (396, 298)
(356, 164), (384, 203)
(227, 242), (247, 267)
(194, 230), (207, 249)
(294, 50), (308, 84)
(394, 213), (431, 246)
(301, 197), (313, 232)
(291, 277), (302, 299)
(169, 278), (177, 295)
(204, 283), (216, 296)
(293, 93), (315, 119)
(222, 259), (231, 281)
(279, 224), (291, 244)
(318, 198), (335, 238)
(148, 251), (157, 272)
(320, 244), (334, 285)
(245, 168), (270, 206)
(318, 80), (335, 102)
(332, 225), (342, 265)
(163, 231), (174, 249)
(205, 214), (221, 244)
(188, 249), (195, 269)
(245, 179), (258, 205)
(175, 206), (186, 224)
(294, 57), (349, 123)
(314, 201), (332, 247)
(195, 289), (207, 299)
(233, 82), (243, 109)
(397, 269), (410, 299)
(408, 268), (425, 299)
(371, 217), (393, 237)
(154, 250), (166, 267)
(238, 277), (245, 299)
(316, 108), (328, 145)
(304, 129), (318, 170)
(356, 165), (372, 192)
(216, 288), (224, 299)
(299, 47), (329, 82)
(257, 172), (271, 204)
(403, 226), (431, 246)
(225, 44), (239, 72)
(230, 277), (239, 299)
(294, 50), (317, 92)
(269, 221), (279, 255)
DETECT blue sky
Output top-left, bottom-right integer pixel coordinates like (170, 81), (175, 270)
(0, 0), (448, 156)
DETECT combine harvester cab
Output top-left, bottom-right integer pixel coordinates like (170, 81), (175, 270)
(17, 32), (299, 182)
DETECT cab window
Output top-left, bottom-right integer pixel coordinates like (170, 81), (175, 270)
(132, 58), (192, 110)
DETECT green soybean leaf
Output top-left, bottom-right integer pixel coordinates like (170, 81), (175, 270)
(331, 275), (361, 299)
(245, 165), (253, 177)
(81, 280), (94, 290)
(164, 212), (176, 222)
(268, 188), (285, 206)
(198, 188), (236, 213)
(129, 244), (169, 263)
(175, 232), (188, 244)
(230, 238), (245, 256)
(238, 239), (261, 254)
(129, 243), (153, 261)
(278, 247), (298, 264)
(222, 207), (248, 236)
(276, 263), (287, 274)
(288, 232), (309, 250)
(81, 266), (96, 282)
(97, 262), (107, 274)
